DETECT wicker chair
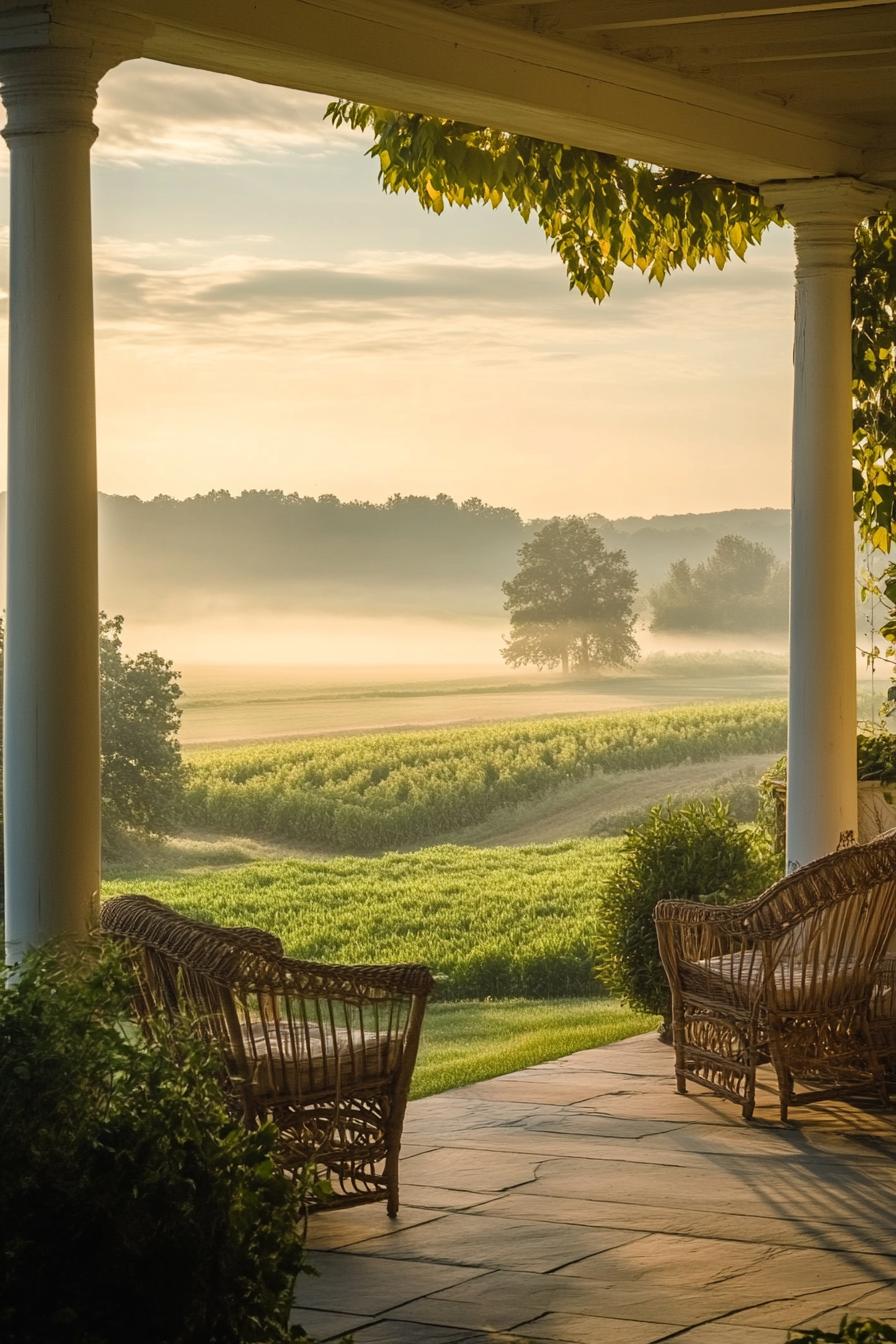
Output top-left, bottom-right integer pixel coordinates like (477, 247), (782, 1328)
(100, 894), (434, 1214)
(654, 829), (896, 1122)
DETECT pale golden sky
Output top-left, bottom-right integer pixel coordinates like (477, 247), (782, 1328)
(0, 59), (797, 520)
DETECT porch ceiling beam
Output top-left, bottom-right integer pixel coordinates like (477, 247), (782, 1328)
(578, 10), (896, 55)
(450, 1), (896, 30)
(101, 0), (872, 185)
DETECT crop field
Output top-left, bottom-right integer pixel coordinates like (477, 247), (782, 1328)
(104, 840), (623, 1000)
(183, 699), (787, 851)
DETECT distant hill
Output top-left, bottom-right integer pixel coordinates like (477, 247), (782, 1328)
(0, 492), (791, 623)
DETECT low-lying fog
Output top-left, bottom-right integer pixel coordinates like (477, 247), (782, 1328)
(124, 611), (790, 670)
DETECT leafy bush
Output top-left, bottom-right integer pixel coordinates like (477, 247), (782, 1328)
(0, 613), (184, 858)
(761, 731), (896, 792)
(184, 699), (787, 851)
(0, 941), (306, 1344)
(589, 768), (762, 838)
(789, 1320), (896, 1342)
(100, 613), (185, 849)
(594, 801), (781, 1029)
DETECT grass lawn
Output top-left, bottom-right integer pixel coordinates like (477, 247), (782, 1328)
(412, 997), (659, 1098)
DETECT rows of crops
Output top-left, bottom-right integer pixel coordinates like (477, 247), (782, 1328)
(183, 699), (786, 850)
(104, 840), (622, 999)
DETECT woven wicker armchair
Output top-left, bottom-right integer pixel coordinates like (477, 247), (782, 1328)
(654, 829), (896, 1121)
(100, 894), (434, 1214)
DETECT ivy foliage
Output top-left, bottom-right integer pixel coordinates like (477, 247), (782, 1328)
(853, 214), (896, 554)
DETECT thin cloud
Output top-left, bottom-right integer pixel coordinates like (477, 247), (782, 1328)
(95, 61), (345, 165)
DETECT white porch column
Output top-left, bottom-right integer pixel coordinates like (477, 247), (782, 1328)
(761, 177), (890, 870)
(0, 19), (143, 959)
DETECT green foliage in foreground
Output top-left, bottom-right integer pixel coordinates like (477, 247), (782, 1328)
(184, 699), (787, 851)
(790, 1321), (896, 1342)
(412, 998), (657, 1098)
(0, 942), (305, 1344)
(595, 801), (782, 1023)
(105, 840), (623, 1000)
(0, 614), (184, 855)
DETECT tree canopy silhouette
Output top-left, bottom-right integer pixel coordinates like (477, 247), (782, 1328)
(649, 534), (788, 634)
(501, 517), (638, 674)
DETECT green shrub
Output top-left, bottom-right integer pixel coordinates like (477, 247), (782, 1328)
(594, 801), (781, 1029)
(0, 941), (306, 1344)
(789, 1320), (896, 1342)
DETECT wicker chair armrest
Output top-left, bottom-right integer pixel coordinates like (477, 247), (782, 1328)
(654, 898), (765, 971)
(266, 954), (435, 1003)
(654, 897), (758, 928)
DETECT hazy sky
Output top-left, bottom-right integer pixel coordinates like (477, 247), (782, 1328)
(0, 59), (798, 520)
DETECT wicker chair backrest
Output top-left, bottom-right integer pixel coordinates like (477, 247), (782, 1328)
(100, 894), (422, 1104)
(740, 829), (896, 1011)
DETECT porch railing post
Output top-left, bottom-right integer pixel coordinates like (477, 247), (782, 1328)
(761, 177), (890, 870)
(0, 14), (145, 961)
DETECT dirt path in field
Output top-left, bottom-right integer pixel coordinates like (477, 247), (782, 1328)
(443, 751), (779, 847)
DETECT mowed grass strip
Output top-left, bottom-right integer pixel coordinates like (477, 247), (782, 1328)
(412, 998), (658, 1097)
(183, 699), (787, 850)
(104, 840), (621, 1000)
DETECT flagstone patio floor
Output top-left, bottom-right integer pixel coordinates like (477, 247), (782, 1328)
(297, 1032), (896, 1343)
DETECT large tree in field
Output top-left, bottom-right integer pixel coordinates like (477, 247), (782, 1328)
(502, 517), (638, 675)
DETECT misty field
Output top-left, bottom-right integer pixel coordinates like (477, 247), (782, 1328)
(182, 699), (787, 851)
(177, 657), (789, 745)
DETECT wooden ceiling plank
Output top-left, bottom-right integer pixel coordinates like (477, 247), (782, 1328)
(580, 7), (896, 49)
(475, 0), (896, 34)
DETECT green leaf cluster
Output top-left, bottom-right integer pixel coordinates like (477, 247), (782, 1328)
(325, 101), (777, 301)
(0, 940), (307, 1344)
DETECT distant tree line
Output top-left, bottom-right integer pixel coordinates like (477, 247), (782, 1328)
(0, 491), (790, 624)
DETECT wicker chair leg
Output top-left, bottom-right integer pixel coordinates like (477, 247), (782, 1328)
(671, 996), (687, 1095)
(767, 1036), (793, 1122)
(385, 1144), (400, 1218)
(739, 1022), (759, 1121)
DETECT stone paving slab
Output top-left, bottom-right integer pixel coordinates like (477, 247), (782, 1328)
(297, 1032), (896, 1343)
